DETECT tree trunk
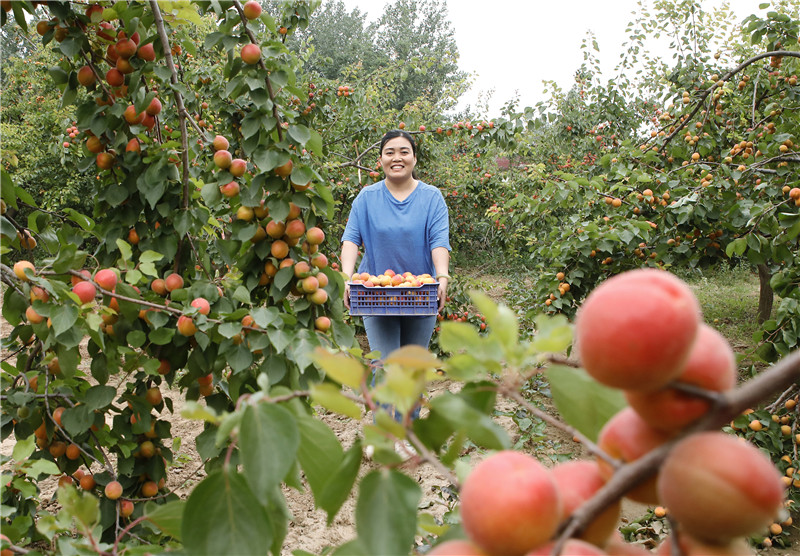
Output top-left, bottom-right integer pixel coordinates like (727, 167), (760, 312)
(757, 263), (774, 324)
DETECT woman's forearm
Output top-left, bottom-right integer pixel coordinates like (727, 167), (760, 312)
(341, 240), (360, 277)
(432, 246), (450, 279)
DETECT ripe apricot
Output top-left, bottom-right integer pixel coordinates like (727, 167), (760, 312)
(13, 261), (35, 281)
(596, 407), (671, 504)
(141, 480), (158, 497)
(65, 443), (81, 460)
(625, 324), (736, 431)
(574, 269), (701, 391)
(177, 315), (197, 336)
(105, 480), (123, 500)
(459, 451), (561, 556)
(551, 460), (620, 546)
(657, 431), (784, 544)
(80, 474), (96, 491)
(120, 499), (134, 518)
(164, 273), (184, 292)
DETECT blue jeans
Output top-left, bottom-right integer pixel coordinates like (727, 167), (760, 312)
(363, 315), (437, 421)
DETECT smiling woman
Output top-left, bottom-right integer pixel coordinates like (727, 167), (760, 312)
(339, 129), (451, 422)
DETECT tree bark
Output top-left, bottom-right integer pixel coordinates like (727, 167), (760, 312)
(757, 263), (774, 324)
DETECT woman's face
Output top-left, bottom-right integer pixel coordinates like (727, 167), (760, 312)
(380, 137), (417, 182)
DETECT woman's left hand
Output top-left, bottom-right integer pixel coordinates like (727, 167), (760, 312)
(437, 280), (447, 312)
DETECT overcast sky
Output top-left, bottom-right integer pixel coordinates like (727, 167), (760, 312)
(339, 0), (773, 117)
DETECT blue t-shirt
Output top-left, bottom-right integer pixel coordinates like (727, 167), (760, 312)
(341, 180), (451, 276)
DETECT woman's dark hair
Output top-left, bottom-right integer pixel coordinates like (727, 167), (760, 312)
(379, 129), (417, 157)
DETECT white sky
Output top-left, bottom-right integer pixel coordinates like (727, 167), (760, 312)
(339, 0), (773, 117)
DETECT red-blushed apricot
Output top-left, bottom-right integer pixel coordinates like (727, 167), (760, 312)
(596, 407), (672, 505)
(150, 278), (167, 296)
(625, 324), (736, 431)
(65, 443), (81, 460)
(164, 273), (184, 292)
(551, 460), (621, 547)
(105, 480), (123, 500)
(242, 0), (262, 19)
(240, 43), (261, 64)
(657, 432), (784, 544)
(72, 281), (97, 304)
(190, 297), (211, 315)
(145, 387), (162, 406)
(574, 269), (701, 391)
(177, 315), (197, 336)
(525, 539), (606, 555)
(157, 359), (171, 375)
(141, 480), (158, 497)
(314, 316), (331, 332)
(120, 499), (134, 518)
(428, 539), (487, 555)
(26, 306), (44, 324)
(306, 226), (325, 245)
(460, 451), (562, 556)
(94, 268), (118, 291)
(79, 474), (96, 491)
(656, 534), (755, 555)
(13, 261), (34, 281)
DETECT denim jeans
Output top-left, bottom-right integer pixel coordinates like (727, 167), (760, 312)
(363, 315), (437, 421)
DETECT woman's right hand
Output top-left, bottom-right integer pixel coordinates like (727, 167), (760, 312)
(343, 282), (351, 310)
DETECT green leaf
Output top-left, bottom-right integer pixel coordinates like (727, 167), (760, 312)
(240, 404), (300, 505)
(127, 330), (146, 348)
(289, 164), (314, 187)
(149, 328), (175, 345)
(61, 405), (94, 437)
(63, 209), (94, 231)
(274, 266), (294, 290)
(84, 385), (116, 411)
(57, 485), (99, 530)
(310, 383), (363, 419)
(12, 436), (35, 462)
(48, 66), (68, 85)
(306, 129), (323, 156)
(287, 124), (311, 146)
(295, 414), (343, 501)
(429, 394), (509, 450)
(531, 314), (572, 352)
(312, 349), (365, 388)
(356, 469), (421, 556)
(233, 286), (251, 304)
(144, 499), (185, 541)
(51, 305), (79, 337)
(318, 440), (362, 525)
(546, 365), (626, 442)
(182, 469), (273, 556)
(227, 343), (253, 373)
(0, 216), (16, 239)
(471, 291), (518, 348)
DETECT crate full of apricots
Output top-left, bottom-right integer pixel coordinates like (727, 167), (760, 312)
(348, 270), (439, 316)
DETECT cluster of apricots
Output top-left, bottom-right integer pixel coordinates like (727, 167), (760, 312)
(36, 4), (170, 171)
(431, 269), (785, 556)
(349, 269), (437, 288)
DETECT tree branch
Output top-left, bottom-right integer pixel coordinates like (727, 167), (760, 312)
(554, 348), (800, 552)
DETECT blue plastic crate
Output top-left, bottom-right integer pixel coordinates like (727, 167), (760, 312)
(348, 282), (439, 316)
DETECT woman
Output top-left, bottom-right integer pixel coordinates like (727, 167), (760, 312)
(340, 129), (451, 422)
